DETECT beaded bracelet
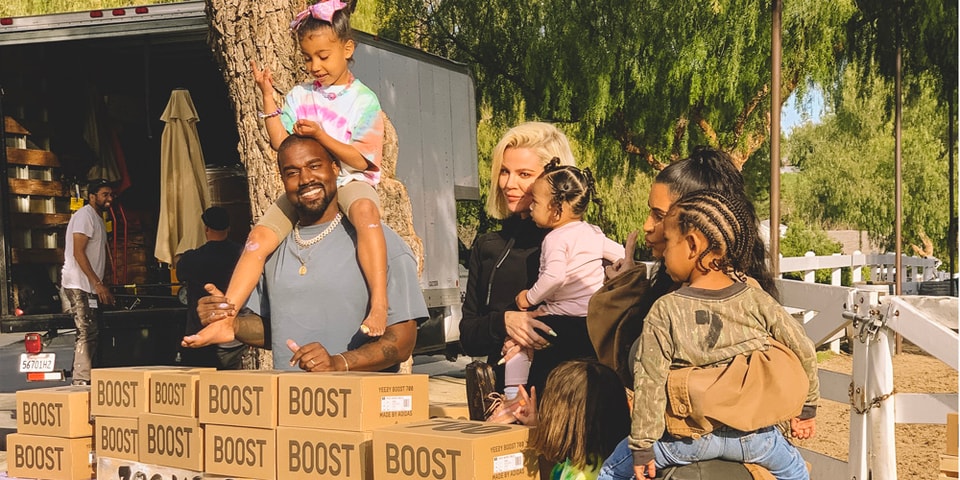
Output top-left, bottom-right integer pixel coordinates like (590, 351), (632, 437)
(258, 108), (281, 119)
(336, 353), (350, 372)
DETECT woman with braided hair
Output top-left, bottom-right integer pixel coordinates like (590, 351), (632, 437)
(598, 189), (819, 480)
(598, 146), (780, 386)
(499, 159), (625, 405)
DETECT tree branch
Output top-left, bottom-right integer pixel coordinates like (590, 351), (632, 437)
(437, 30), (539, 102)
(670, 115), (689, 162)
(732, 68), (801, 164)
(613, 110), (667, 170)
(732, 84), (769, 147)
(690, 105), (719, 149)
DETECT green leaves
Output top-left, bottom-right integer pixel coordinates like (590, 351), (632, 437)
(376, 0), (853, 168)
(785, 66), (950, 255)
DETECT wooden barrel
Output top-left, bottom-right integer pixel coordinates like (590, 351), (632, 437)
(205, 165), (253, 244)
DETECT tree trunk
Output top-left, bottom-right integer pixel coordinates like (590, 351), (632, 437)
(205, 0), (307, 220)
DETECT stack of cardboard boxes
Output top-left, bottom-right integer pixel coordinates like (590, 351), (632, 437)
(7, 366), (539, 480)
(8, 386), (96, 480)
(943, 412), (959, 479)
(200, 370), (281, 479)
(273, 371), (429, 479)
(92, 366), (215, 478)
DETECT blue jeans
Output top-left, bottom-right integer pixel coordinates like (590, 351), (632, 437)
(597, 427), (808, 480)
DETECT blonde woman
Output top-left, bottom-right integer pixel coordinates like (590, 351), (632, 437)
(459, 122), (580, 395)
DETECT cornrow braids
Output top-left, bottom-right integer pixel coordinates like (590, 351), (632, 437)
(539, 159), (598, 219)
(670, 189), (759, 281)
(653, 146), (778, 299)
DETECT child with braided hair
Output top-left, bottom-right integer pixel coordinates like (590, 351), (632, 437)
(600, 189), (819, 480)
(500, 159), (624, 404)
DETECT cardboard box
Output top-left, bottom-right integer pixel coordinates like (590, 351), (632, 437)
(95, 416), (140, 461)
(277, 426), (373, 480)
(429, 402), (470, 420)
(91, 366), (214, 418)
(139, 413), (204, 471)
(98, 455), (202, 480)
(948, 412), (958, 456)
(202, 475), (260, 480)
(6, 433), (94, 480)
(372, 418), (537, 480)
(200, 370), (280, 428)
(942, 453), (959, 476)
(202, 475), (261, 479)
(16, 385), (93, 438)
(278, 372), (429, 431)
(150, 370), (206, 417)
(204, 424), (277, 480)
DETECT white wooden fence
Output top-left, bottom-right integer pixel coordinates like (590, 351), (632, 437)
(777, 251), (957, 479)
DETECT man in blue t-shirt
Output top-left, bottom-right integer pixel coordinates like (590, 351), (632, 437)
(181, 135), (427, 372)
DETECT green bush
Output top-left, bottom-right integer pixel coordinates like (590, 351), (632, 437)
(780, 220), (846, 284)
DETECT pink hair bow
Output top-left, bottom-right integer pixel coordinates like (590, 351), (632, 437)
(290, 0), (349, 30)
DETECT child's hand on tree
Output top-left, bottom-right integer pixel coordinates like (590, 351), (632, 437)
(251, 61), (274, 94)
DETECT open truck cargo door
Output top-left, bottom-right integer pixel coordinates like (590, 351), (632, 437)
(0, 2), (479, 388)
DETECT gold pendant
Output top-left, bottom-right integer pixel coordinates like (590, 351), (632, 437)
(299, 265), (307, 276)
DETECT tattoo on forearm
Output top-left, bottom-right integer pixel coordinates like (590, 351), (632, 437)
(381, 344), (399, 362)
(380, 329), (399, 362)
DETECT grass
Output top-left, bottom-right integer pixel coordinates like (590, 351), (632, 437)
(816, 349), (837, 363)
(1, 0), (182, 18)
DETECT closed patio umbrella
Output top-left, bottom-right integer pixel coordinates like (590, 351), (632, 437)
(155, 88), (210, 265)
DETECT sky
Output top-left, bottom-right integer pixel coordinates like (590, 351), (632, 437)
(781, 87), (826, 133)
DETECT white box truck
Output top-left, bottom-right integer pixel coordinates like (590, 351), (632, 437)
(0, 1), (477, 388)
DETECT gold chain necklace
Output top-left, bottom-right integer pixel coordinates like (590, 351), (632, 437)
(292, 212), (342, 275)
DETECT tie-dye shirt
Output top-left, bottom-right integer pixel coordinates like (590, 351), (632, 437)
(550, 459), (600, 480)
(281, 78), (384, 187)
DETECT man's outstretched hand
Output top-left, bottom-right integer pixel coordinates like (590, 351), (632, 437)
(181, 284), (237, 348)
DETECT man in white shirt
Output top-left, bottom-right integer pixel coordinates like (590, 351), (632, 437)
(62, 179), (115, 385)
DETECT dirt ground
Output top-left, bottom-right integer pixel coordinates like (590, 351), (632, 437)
(793, 342), (958, 478)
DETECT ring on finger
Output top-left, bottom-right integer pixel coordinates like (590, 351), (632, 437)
(308, 359), (316, 367)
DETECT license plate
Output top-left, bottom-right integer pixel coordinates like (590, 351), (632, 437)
(19, 353), (56, 373)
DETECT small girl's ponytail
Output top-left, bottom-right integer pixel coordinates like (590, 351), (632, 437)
(544, 157), (563, 172)
(539, 163), (606, 223)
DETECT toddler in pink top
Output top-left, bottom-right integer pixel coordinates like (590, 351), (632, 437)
(503, 160), (624, 398)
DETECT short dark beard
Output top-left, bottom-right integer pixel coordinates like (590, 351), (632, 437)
(292, 182), (335, 224)
(89, 197), (110, 213)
